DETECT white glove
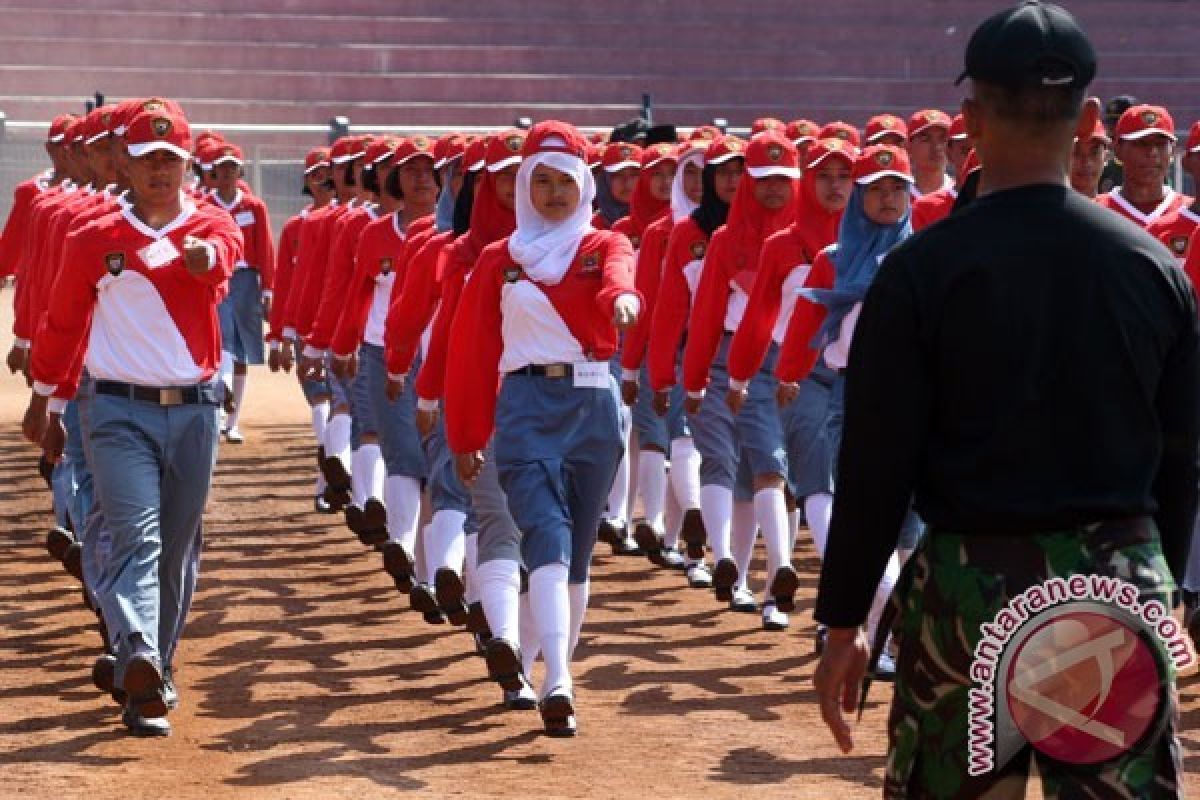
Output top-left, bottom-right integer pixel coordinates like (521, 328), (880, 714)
(613, 293), (640, 330)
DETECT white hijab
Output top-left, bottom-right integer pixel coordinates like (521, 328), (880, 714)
(507, 142), (596, 286)
(671, 148), (704, 222)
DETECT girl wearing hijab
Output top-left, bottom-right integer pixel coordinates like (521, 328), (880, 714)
(775, 143), (917, 673)
(620, 141), (702, 570)
(445, 121), (639, 737)
(725, 138), (856, 625)
(645, 135), (745, 589)
(682, 130), (801, 630)
(591, 141), (640, 230)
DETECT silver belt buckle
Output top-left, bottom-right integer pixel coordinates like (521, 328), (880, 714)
(545, 364), (568, 379)
(159, 388), (184, 406)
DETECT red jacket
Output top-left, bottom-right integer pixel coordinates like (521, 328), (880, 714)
(306, 205), (377, 352)
(266, 210), (307, 342)
(331, 211), (408, 356)
(383, 228), (452, 377)
(774, 248), (835, 384)
(646, 216), (709, 391)
(619, 214), (672, 374)
(1147, 204), (1199, 265)
(207, 188), (276, 289)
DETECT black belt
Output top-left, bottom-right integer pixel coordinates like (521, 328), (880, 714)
(508, 364), (577, 379)
(94, 380), (220, 406)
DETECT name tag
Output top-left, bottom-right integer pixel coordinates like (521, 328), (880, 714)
(138, 237), (181, 269)
(572, 361), (609, 389)
(235, 210), (255, 227)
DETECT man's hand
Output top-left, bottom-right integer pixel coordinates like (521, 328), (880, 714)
(813, 626), (871, 754)
(776, 381), (800, 407)
(725, 387), (746, 415)
(416, 407), (439, 439)
(331, 353), (357, 380)
(653, 390), (670, 417)
(21, 392), (50, 447)
(684, 394), (703, 415)
(386, 375), (405, 402)
(455, 450), (484, 485)
(621, 379), (638, 406)
(182, 235), (212, 275)
(6, 344), (27, 375)
(613, 295), (639, 330)
(41, 412), (66, 464)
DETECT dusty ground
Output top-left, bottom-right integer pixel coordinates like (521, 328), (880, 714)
(0, 286), (1196, 799)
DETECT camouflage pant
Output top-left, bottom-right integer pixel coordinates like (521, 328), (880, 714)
(884, 519), (1184, 799)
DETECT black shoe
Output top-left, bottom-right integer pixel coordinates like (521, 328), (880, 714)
(484, 638), (526, 692)
(814, 624), (828, 656)
(320, 455), (352, 493)
(634, 523), (667, 567)
(361, 497), (388, 543)
(382, 541), (415, 593)
(344, 504), (366, 535)
(434, 568), (470, 626)
(321, 484), (351, 513)
(681, 508), (707, 560)
(597, 520), (619, 546)
(61, 542), (84, 582)
(466, 601), (492, 638)
(46, 526), (75, 561)
(503, 678), (538, 711)
(540, 689), (578, 737)
(36, 455), (55, 489)
(121, 705), (171, 737)
(122, 654), (167, 719)
(768, 565), (799, 613)
(162, 666), (179, 711)
(313, 494), (333, 514)
(93, 653), (124, 705)
(611, 528), (642, 557)
(409, 584), (445, 624)
(315, 445), (326, 470)
(712, 558), (738, 603)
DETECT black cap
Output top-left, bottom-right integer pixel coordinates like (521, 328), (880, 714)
(1105, 95), (1138, 118)
(956, 1), (1096, 90)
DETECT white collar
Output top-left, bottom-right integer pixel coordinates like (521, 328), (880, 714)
(1110, 186), (1177, 226)
(121, 192), (198, 240)
(212, 188), (243, 211)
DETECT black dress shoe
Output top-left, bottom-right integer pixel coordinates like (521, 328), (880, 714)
(122, 654), (167, 719)
(466, 601), (492, 638)
(768, 565), (799, 613)
(382, 541), (415, 593)
(596, 520), (619, 546)
(409, 584), (445, 624)
(633, 523), (667, 566)
(61, 542), (84, 582)
(434, 568), (470, 626)
(484, 637), (526, 691)
(321, 484), (351, 513)
(344, 504), (366, 535)
(36, 455), (55, 489)
(681, 508), (707, 559)
(46, 526), (75, 561)
(361, 497), (388, 542)
(611, 527), (642, 557)
(321, 455), (352, 494)
(313, 494), (334, 514)
(712, 558), (738, 603)
(540, 690), (577, 737)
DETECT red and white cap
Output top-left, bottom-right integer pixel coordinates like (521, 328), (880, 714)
(65, 118), (85, 147)
(786, 119), (819, 146)
(304, 146), (331, 174)
(1075, 116), (1111, 145)
(1185, 121), (1200, 154)
(705, 135), (746, 165)
(83, 105), (117, 145)
(908, 109), (952, 138)
(641, 141), (678, 170)
(485, 129), (526, 172)
(1116, 104), (1176, 142)
(586, 142), (605, 169)
(853, 144), (913, 185)
(865, 114), (908, 144)
(433, 132), (467, 170)
(602, 141), (643, 172)
(46, 113), (77, 144)
(819, 121), (862, 147)
(949, 113), (968, 141)
(113, 97), (185, 137)
(519, 120), (588, 160)
(330, 135), (367, 164)
(804, 137), (859, 171)
(744, 131), (800, 179)
(363, 135), (399, 167)
(463, 137), (488, 173)
(394, 134), (437, 166)
(211, 142), (244, 167)
(689, 124), (722, 142)
(751, 117), (786, 135)
(125, 110), (193, 159)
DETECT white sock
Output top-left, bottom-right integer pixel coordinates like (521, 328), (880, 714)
(700, 484), (734, 563)
(867, 552), (901, 644)
(350, 448), (367, 507)
(625, 435), (640, 524)
(664, 489), (682, 549)
(310, 400), (330, 443)
(788, 509), (801, 553)
(804, 492), (834, 558)
(731, 500), (757, 591)
(226, 372), (247, 429)
(427, 509), (466, 574)
(519, 591), (540, 675)
(384, 475), (421, 548)
(219, 350), (234, 386)
(476, 558), (520, 643)
(463, 533), (480, 604)
(528, 563), (572, 698)
(636, 450), (668, 532)
(325, 414), (352, 474)
(669, 437), (703, 510)
(415, 523), (432, 584)
(754, 487), (790, 579)
(568, 581), (589, 657)
(605, 408), (632, 525)
(363, 443), (385, 501)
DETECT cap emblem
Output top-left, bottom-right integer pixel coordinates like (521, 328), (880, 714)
(152, 117), (172, 138)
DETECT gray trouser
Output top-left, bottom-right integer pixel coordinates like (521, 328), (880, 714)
(472, 441), (523, 568)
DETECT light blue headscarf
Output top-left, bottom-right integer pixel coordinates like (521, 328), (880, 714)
(434, 160), (460, 232)
(801, 182), (912, 349)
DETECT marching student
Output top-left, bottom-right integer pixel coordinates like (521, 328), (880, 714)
(863, 114), (907, 147)
(206, 142), (274, 443)
(786, 119), (819, 163)
(591, 141), (641, 231)
(1068, 116), (1111, 199)
(1097, 104), (1190, 227)
(646, 134), (744, 589)
(818, 121), (861, 148)
(1147, 121), (1200, 262)
(906, 109), (954, 197)
(681, 130), (800, 623)
(911, 148), (981, 230)
(946, 113), (972, 178)
(445, 121), (639, 737)
(23, 107), (243, 737)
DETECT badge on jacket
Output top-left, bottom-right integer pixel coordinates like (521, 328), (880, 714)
(581, 251), (601, 275)
(104, 251), (125, 276)
(504, 265), (524, 283)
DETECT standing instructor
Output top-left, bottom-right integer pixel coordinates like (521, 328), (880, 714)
(812, 3), (1197, 797)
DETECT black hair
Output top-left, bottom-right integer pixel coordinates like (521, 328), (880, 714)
(384, 158), (443, 202)
(691, 162), (733, 236)
(360, 163), (380, 195)
(342, 161), (356, 187)
(973, 81), (1085, 127)
(452, 170), (477, 236)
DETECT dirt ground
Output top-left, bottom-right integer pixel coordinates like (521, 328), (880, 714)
(0, 286), (1196, 799)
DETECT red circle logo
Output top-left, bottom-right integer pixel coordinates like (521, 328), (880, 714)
(1005, 611), (1163, 764)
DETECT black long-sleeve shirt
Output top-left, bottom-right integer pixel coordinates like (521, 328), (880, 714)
(816, 183), (1200, 628)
